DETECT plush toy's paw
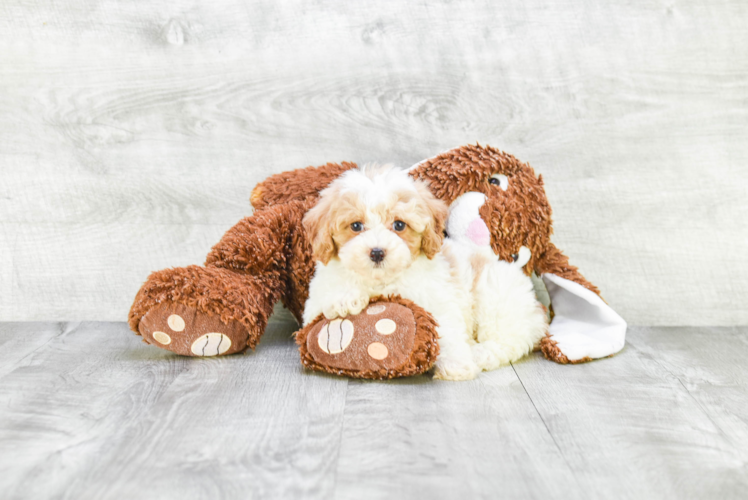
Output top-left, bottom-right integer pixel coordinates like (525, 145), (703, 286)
(432, 356), (481, 381)
(138, 303), (250, 356)
(322, 291), (370, 320)
(297, 296), (439, 379)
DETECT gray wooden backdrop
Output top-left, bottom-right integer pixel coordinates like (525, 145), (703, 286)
(1, 0), (746, 325)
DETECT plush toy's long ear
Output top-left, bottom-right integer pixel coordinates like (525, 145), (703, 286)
(251, 162), (358, 210)
(535, 243), (627, 363)
(535, 243), (600, 296)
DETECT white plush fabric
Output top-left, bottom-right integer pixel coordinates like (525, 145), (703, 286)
(446, 191), (489, 245)
(542, 273), (627, 361)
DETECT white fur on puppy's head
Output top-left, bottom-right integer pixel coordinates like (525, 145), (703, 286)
(302, 164), (447, 283)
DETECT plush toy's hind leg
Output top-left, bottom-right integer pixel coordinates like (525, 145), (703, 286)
(128, 266), (282, 356)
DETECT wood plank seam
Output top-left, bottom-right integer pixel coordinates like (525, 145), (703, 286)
(626, 339), (735, 446)
(508, 362), (587, 493)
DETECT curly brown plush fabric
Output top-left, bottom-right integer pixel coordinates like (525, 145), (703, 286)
(128, 265), (280, 350)
(539, 333), (594, 364)
(205, 198), (318, 323)
(250, 161), (358, 211)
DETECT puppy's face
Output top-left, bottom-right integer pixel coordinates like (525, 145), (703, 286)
(303, 165), (447, 283)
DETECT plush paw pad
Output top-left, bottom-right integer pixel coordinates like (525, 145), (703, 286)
(190, 333), (233, 356)
(296, 297), (440, 379)
(317, 319), (355, 354)
(139, 303), (248, 356)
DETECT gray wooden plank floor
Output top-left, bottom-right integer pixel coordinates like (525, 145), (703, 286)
(1, 322), (746, 500)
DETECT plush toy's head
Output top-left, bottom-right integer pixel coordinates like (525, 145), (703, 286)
(302, 165), (447, 283)
(409, 144), (552, 275)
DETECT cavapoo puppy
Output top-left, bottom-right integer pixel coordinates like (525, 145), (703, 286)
(302, 164), (478, 380)
(302, 165), (547, 380)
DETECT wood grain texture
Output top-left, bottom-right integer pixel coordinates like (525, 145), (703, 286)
(0, 322), (67, 378)
(0, 317), (349, 500)
(334, 373), (583, 500)
(512, 327), (748, 500)
(0, 0), (747, 324)
(628, 326), (748, 469)
(1, 323), (747, 499)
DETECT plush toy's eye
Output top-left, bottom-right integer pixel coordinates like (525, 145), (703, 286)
(351, 222), (364, 232)
(489, 174), (509, 191)
(511, 253), (519, 262)
(393, 220), (406, 232)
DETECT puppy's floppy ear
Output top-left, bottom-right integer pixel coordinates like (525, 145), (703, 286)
(415, 182), (448, 259)
(303, 192), (337, 265)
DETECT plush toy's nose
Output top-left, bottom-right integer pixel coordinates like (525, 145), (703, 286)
(369, 248), (386, 263)
(466, 217), (491, 246)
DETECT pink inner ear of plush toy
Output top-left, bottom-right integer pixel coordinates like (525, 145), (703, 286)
(466, 218), (491, 246)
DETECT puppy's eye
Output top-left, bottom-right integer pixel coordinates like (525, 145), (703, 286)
(393, 220), (406, 232)
(351, 222), (364, 232)
(489, 174), (509, 191)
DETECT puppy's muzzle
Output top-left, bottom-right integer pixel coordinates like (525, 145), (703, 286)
(369, 248), (386, 263)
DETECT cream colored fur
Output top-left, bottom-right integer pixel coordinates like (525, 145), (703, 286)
(446, 191), (549, 372)
(447, 241), (549, 371)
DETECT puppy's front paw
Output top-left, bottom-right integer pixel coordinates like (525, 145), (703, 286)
(323, 302), (341, 320)
(323, 292), (370, 320)
(432, 357), (480, 381)
(473, 340), (535, 371)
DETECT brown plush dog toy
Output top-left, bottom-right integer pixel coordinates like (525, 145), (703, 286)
(128, 144), (626, 378)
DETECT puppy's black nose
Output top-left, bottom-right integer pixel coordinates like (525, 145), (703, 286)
(370, 248), (385, 263)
